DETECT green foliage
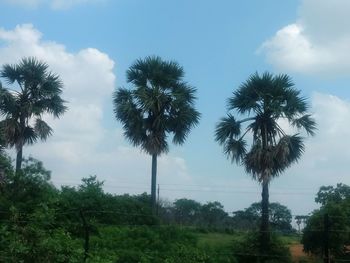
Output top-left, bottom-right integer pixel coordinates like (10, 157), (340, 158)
(232, 232), (292, 263)
(2, 158), (240, 262)
(232, 202), (293, 232)
(315, 183), (350, 205)
(302, 203), (350, 257)
(173, 198), (201, 225)
(160, 199), (231, 230)
(0, 158), (81, 262)
(302, 184), (350, 261)
(201, 201), (228, 227)
(89, 226), (234, 263)
(0, 156), (300, 263)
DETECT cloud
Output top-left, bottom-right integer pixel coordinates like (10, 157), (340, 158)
(0, 24), (193, 197)
(303, 93), (350, 179)
(269, 92), (350, 214)
(2, 0), (105, 9)
(259, 0), (350, 75)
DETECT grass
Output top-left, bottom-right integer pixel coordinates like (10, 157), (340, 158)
(196, 232), (240, 249)
(195, 231), (324, 263)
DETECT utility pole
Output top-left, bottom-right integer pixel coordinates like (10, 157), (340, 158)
(324, 213), (330, 263)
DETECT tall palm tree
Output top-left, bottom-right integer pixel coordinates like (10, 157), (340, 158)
(215, 72), (316, 251)
(113, 56), (200, 213)
(0, 57), (67, 172)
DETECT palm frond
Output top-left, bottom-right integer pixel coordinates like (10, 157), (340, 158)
(228, 73), (261, 114)
(22, 126), (38, 146)
(143, 130), (169, 155)
(0, 118), (21, 148)
(292, 114), (317, 136)
(18, 57), (49, 85)
(39, 72), (64, 96)
(215, 114), (242, 144)
(34, 118), (53, 140)
(171, 105), (200, 145)
(127, 56), (184, 88)
(0, 64), (19, 84)
(224, 138), (247, 164)
(273, 134), (305, 174)
(244, 144), (275, 181)
(34, 96), (67, 117)
(0, 87), (18, 117)
(172, 82), (197, 105)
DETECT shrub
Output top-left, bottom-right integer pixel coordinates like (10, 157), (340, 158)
(232, 232), (292, 263)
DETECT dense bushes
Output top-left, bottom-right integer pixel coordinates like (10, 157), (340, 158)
(232, 232), (292, 263)
(0, 157), (239, 262)
(89, 226), (226, 263)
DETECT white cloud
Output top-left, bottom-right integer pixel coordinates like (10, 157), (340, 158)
(259, 0), (350, 75)
(0, 24), (193, 198)
(2, 0), (105, 9)
(270, 92), (350, 214)
(304, 93), (350, 176)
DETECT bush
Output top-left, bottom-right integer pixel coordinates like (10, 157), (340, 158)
(232, 232), (292, 263)
(89, 226), (236, 263)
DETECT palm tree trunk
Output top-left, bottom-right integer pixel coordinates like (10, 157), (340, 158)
(260, 178), (270, 254)
(15, 145), (23, 173)
(16, 116), (25, 173)
(259, 124), (270, 255)
(151, 154), (157, 215)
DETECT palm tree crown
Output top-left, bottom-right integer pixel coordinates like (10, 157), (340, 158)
(113, 56), (200, 155)
(215, 72), (316, 180)
(0, 57), (67, 171)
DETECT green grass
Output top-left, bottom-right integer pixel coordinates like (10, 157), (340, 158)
(195, 232), (242, 250)
(279, 234), (301, 245)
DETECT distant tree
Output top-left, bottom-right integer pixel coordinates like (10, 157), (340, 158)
(302, 202), (350, 258)
(215, 72), (316, 250)
(315, 183), (350, 205)
(232, 210), (258, 230)
(302, 184), (350, 260)
(173, 198), (202, 225)
(201, 201), (228, 228)
(295, 215), (309, 233)
(232, 202), (292, 232)
(113, 56), (200, 213)
(0, 57), (67, 172)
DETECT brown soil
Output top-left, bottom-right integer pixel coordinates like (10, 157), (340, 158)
(290, 244), (307, 258)
(289, 244), (313, 262)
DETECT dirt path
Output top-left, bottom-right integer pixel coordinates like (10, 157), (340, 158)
(289, 244), (313, 262)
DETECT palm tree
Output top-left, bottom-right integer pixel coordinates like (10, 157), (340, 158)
(113, 56), (200, 213)
(0, 57), (67, 172)
(215, 72), (316, 251)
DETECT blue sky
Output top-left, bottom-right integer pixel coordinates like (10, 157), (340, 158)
(1, 0), (350, 216)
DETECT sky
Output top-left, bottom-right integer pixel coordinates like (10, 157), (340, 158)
(0, 0), (349, 216)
